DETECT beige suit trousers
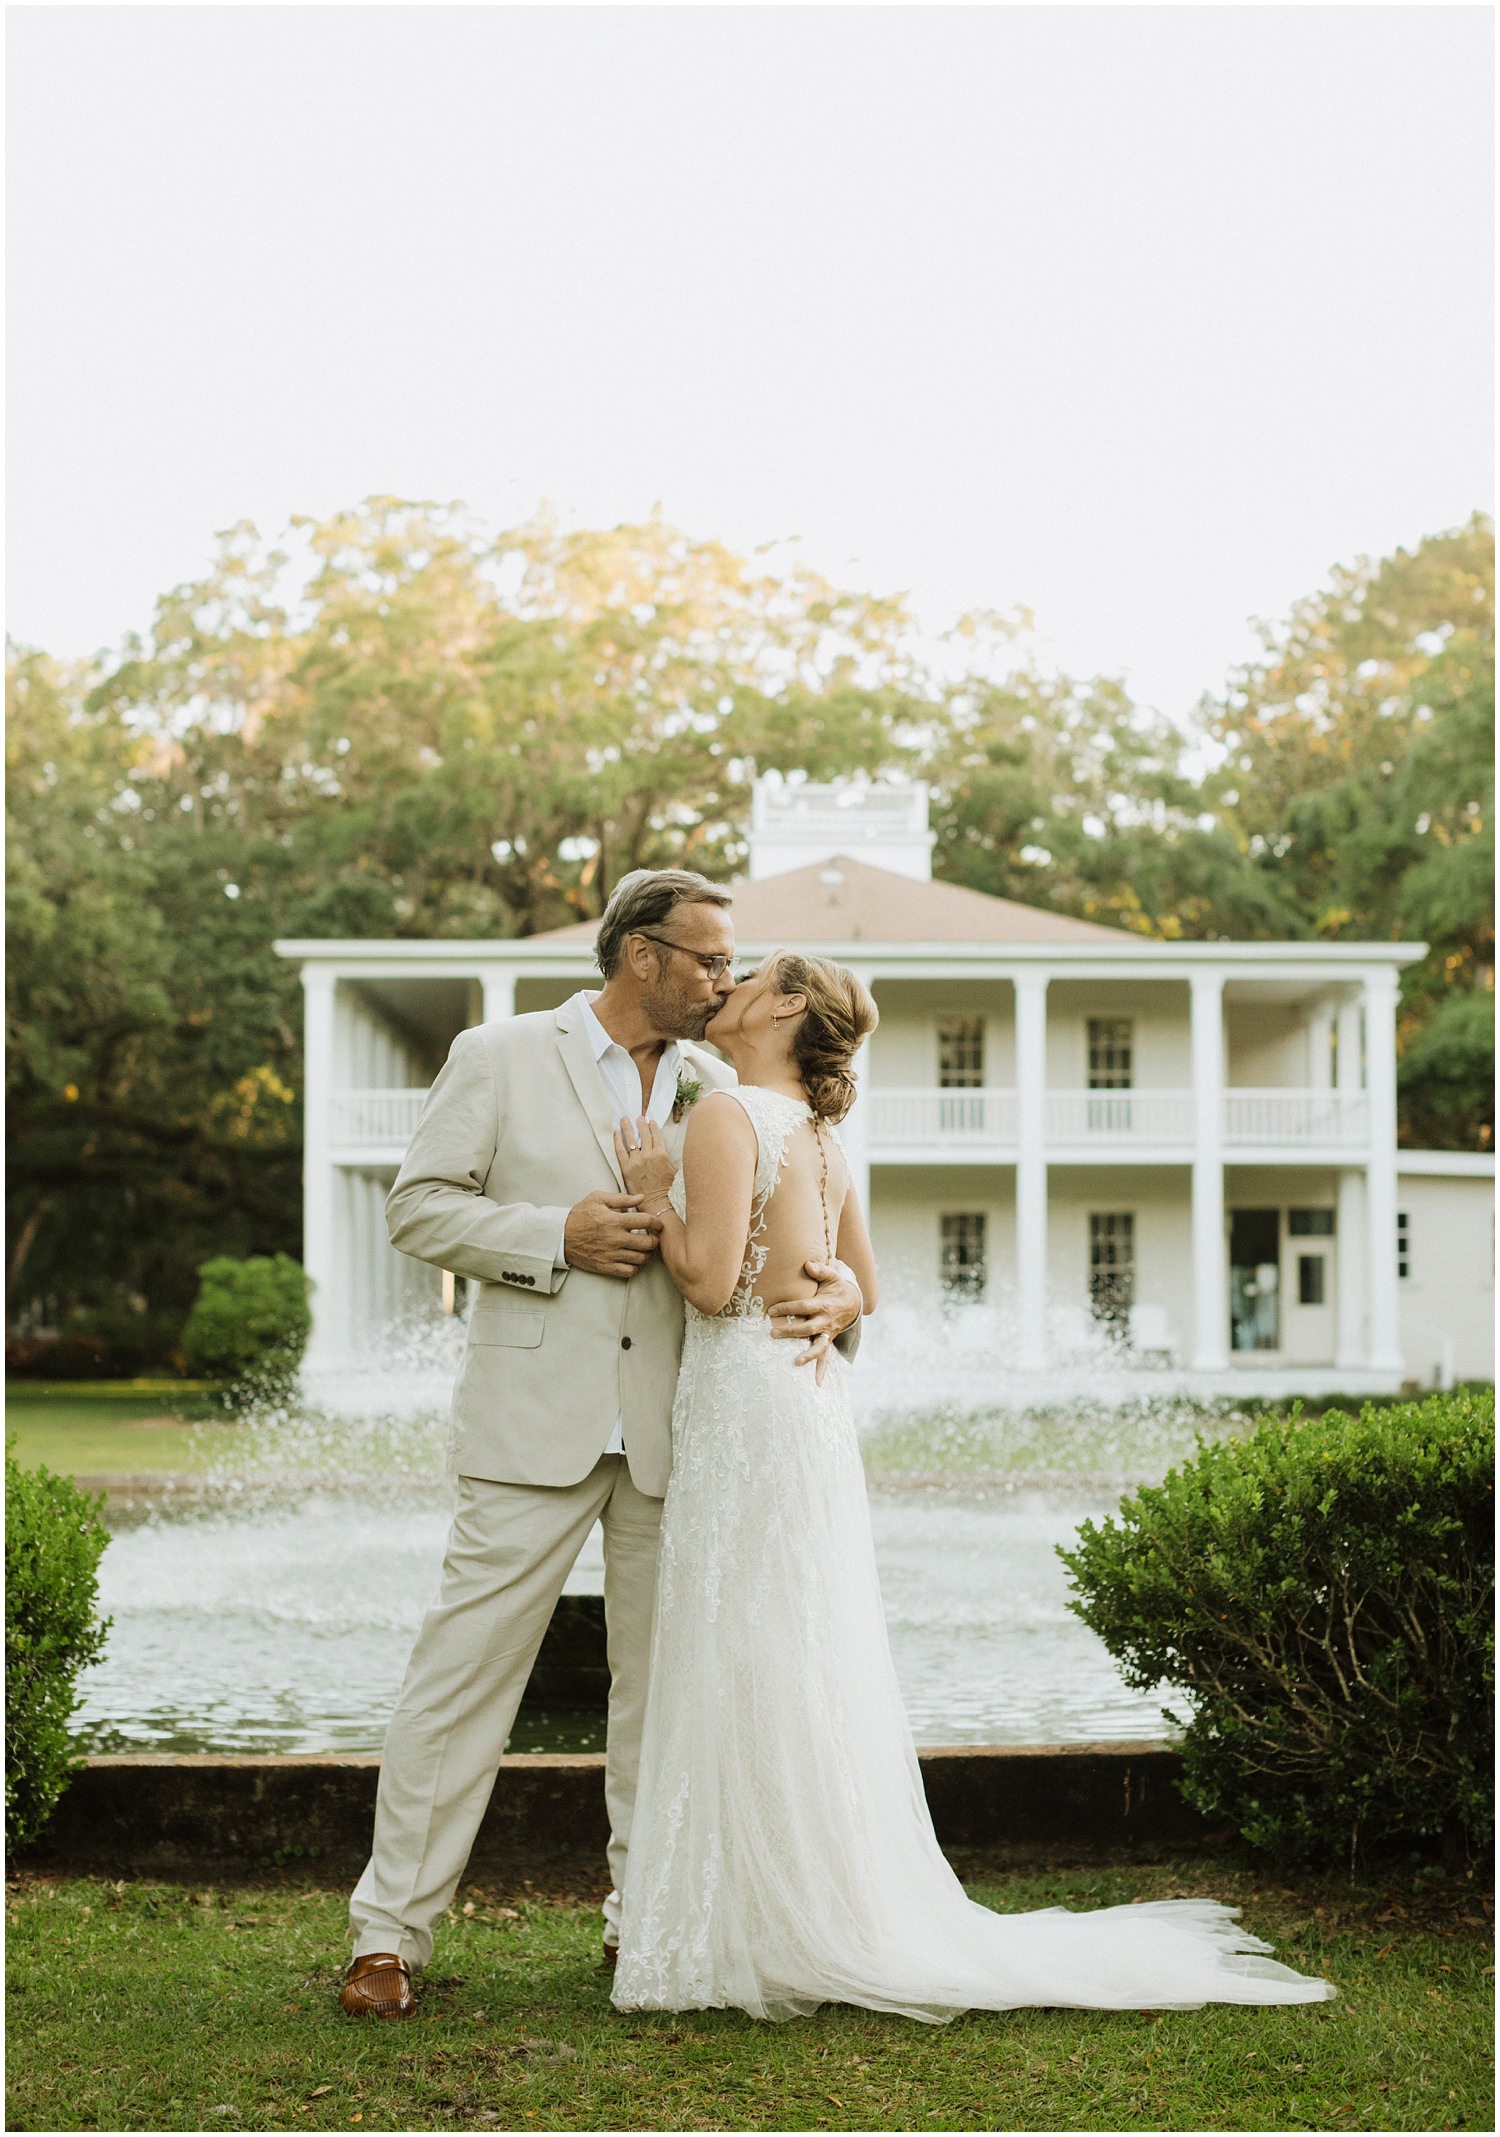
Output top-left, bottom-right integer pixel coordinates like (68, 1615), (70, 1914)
(349, 1457), (661, 1967)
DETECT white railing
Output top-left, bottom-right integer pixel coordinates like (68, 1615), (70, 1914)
(1223, 1088), (1369, 1148)
(1046, 1090), (1196, 1146)
(326, 1083), (1372, 1159)
(867, 1088), (1018, 1148)
(331, 1088), (428, 1147)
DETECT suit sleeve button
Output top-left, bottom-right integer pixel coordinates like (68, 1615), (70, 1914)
(620, 1336), (632, 1350)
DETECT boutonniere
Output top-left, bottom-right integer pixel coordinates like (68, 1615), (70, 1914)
(672, 1074), (703, 1124)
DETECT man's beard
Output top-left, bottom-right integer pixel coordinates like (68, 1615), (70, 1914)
(643, 976), (719, 1041)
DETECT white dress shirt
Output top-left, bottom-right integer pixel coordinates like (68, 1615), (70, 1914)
(560, 992), (686, 1456)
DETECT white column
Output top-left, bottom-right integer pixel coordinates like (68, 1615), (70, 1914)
(839, 1082), (871, 1230)
(841, 966), (875, 1225)
(1333, 985), (1367, 1371)
(1013, 970), (1048, 1371)
(1335, 993), (1363, 1098)
(481, 970), (516, 1023)
(1308, 999), (1336, 1089)
(300, 967), (342, 1371)
(1334, 1166), (1366, 1371)
(1190, 971), (1229, 1372)
(1363, 969), (1403, 1374)
(352, 1168), (375, 1348)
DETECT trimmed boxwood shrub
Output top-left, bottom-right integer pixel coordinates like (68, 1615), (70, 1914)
(5, 1449), (112, 1848)
(179, 1253), (312, 1390)
(1059, 1390), (1494, 1868)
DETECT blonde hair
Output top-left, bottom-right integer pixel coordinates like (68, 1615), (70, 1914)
(766, 952), (879, 1123)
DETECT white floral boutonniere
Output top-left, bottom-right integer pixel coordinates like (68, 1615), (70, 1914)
(672, 1073), (703, 1124)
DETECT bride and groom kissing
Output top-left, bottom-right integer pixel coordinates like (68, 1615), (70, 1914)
(339, 868), (1332, 2024)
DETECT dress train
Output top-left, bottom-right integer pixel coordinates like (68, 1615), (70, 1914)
(614, 1088), (1334, 2022)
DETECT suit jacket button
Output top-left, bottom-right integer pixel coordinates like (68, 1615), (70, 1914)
(620, 1336), (632, 1350)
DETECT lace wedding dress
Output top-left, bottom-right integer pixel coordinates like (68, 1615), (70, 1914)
(613, 1086), (1334, 2023)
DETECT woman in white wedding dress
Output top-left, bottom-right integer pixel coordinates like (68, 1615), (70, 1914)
(608, 951), (1334, 2024)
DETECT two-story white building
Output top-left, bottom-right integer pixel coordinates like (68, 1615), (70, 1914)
(275, 780), (1494, 1400)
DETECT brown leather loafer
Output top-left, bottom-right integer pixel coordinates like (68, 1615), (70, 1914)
(340, 1951), (416, 2019)
(602, 1941), (619, 1970)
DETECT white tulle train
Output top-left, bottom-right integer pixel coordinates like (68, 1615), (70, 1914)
(614, 1089), (1334, 2023)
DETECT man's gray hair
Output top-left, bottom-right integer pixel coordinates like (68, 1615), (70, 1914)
(595, 869), (734, 979)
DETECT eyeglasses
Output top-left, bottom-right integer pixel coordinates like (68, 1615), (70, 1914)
(633, 932), (736, 984)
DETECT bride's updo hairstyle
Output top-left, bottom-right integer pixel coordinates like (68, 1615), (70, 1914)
(767, 953), (879, 1124)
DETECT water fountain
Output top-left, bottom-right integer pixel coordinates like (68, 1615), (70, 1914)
(76, 1295), (1250, 1760)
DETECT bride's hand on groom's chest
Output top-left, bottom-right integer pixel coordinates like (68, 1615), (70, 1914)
(612, 1115), (678, 1200)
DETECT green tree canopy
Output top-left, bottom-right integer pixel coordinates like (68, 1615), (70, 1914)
(1201, 514), (1494, 1144)
(6, 502), (1493, 1359)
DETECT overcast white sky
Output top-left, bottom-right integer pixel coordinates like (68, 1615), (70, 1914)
(6, 4), (1493, 724)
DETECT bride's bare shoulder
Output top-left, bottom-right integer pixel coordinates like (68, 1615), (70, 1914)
(684, 1090), (756, 1141)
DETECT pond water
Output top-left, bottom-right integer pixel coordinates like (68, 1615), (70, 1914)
(75, 1301), (1248, 1755)
(77, 1482), (1191, 1755)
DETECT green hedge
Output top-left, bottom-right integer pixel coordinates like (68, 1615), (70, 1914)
(6, 1304), (188, 1381)
(179, 1253), (311, 1392)
(1060, 1391), (1494, 1867)
(5, 1450), (112, 1848)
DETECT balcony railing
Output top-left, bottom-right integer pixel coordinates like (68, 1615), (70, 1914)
(1046, 1090), (1195, 1146)
(1223, 1088), (1369, 1148)
(326, 1082), (1372, 1160)
(866, 1088), (1018, 1148)
(331, 1087), (428, 1148)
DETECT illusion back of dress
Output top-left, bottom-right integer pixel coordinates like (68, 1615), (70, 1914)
(669, 1086), (848, 1322)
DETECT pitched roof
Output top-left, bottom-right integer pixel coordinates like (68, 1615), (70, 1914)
(535, 855), (1130, 946)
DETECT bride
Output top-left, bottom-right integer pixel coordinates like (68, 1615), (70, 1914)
(608, 950), (1334, 2023)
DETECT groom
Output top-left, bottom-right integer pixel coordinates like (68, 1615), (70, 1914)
(340, 867), (864, 2016)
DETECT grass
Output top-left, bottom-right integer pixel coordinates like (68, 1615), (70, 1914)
(7, 1380), (220, 1399)
(4, 1383), (451, 1492)
(857, 1399), (1259, 1490)
(5, 1387), (229, 1476)
(6, 1860), (1492, 2132)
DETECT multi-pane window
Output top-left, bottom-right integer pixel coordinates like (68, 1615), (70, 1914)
(937, 1017), (985, 1088)
(1397, 1211), (1411, 1280)
(1288, 1208), (1335, 1237)
(1088, 1212), (1135, 1324)
(1087, 1017), (1133, 1090)
(1289, 1211), (1332, 1306)
(1229, 1208), (1281, 1351)
(940, 1212), (988, 1301)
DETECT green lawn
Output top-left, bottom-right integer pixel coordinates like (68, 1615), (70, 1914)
(6, 1385), (227, 1477)
(6, 1860), (1492, 2132)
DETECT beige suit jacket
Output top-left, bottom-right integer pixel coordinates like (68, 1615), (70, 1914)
(385, 1000), (737, 1498)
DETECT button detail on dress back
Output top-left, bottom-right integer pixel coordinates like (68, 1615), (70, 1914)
(620, 1336), (633, 1350)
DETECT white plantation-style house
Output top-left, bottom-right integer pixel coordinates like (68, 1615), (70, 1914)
(276, 779), (1494, 1398)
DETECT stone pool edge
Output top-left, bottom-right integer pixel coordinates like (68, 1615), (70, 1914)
(25, 1744), (1222, 1878)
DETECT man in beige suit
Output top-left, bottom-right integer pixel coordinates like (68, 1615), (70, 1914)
(341, 869), (863, 2016)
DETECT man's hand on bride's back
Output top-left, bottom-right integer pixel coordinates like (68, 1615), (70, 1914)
(768, 1261), (863, 1385)
(563, 1191), (664, 1279)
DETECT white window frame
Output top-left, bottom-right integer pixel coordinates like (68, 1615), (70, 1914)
(939, 1210), (988, 1301)
(1087, 1016), (1134, 1091)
